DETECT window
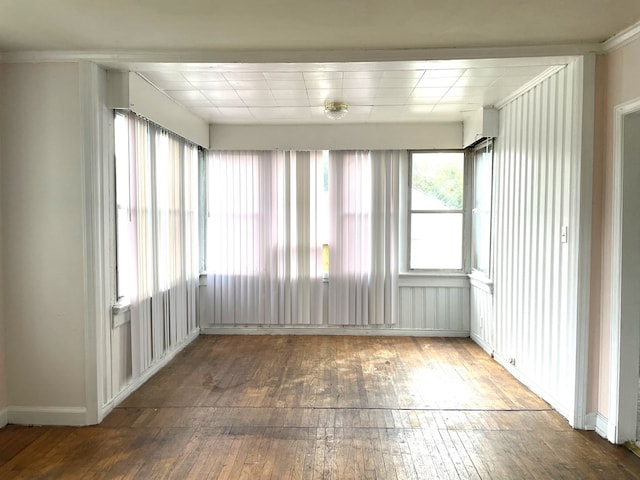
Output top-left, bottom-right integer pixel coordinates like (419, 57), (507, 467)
(471, 140), (493, 276)
(409, 151), (465, 270)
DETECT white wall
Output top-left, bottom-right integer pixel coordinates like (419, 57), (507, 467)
(0, 63), (89, 425)
(471, 60), (590, 423)
(210, 123), (462, 150)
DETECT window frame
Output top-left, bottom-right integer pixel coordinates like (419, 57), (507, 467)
(470, 139), (494, 279)
(407, 149), (469, 273)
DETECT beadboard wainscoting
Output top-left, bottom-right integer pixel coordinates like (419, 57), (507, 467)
(199, 275), (470, 336)
(469, 276), (494, 353)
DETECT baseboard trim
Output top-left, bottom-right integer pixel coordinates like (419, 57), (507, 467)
(0, 407), (8, 428)
(99, 328), (200, 422)
(585, 412), (609, 438)
(7, 406), (88, 426)
(470, 333), (493, 356)
(200, 325), (469, 337)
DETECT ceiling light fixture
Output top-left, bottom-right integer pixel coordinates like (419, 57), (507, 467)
(324, 101), (349, 120)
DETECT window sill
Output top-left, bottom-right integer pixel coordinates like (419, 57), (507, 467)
(468, 272), (494, 294)
(399, 272), (469, 288)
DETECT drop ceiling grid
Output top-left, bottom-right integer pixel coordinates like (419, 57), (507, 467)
(139, 63), (555, 124)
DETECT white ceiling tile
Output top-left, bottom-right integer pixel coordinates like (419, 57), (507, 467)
(438, 95), (483, 105)
(411, 87), (449, 99)
(150, 80), (194, 90)
(432, 104), (478, 113)
(375, 88), (413, 99)
(416, 77), (459, 88)
(202, 90), (242, 100)
(343, 71), (384, 80)
(343, 78), (381, 89)
(304, 79), (343, 89)
(343, 88), (376, 99)
(141, 71), (187, 83)
(236, 90), (275, 100)
(379, 77), (420, 88)
(454, 76), (498, 87)
(303, 71), (343, 80)
(463, 67), (514, 77)
(166, 90), (211, 106)
(182, 71), (226, 82)
(216, 107), (254, 118)
(446, 86), (487, 97)
(189, 80), (235, 90)
(276, 97), (310, 107)
(272, 89), (309, 99)
(263, 72), (304, 81)
(423, 69), (465, 78)
(267, 80), (307, 90)
(370, 97), (412, 106)
(381, 70), (425, 79)
(405, 104), (435, 114)
(228, 79), (270, 90)
(307, 89), (343, 101)
(250, 107), (311, 119)
(222, 72), (266, 81)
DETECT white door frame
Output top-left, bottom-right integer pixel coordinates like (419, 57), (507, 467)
(608, 97), (640, 444)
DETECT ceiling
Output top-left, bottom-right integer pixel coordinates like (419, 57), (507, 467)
(1, 0), (639, 125)
(137, 60), (562, 124)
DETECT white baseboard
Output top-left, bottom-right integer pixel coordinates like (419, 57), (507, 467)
(7, 406), (88, 426)
(0, 407), (8, 428)
(200, 325), (469, 337)
(584, 412), (609, 438)
(99, 328), (200, 422)
(470, 333), (493, 355)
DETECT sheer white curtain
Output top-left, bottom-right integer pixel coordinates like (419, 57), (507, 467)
(328, 150), (400, 325)
(203, 150), (324, 325)
(116, 113), (199, 377)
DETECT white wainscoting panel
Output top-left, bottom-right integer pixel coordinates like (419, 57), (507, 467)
(200, 276), (470, 335)
(469, 279), (494, 352)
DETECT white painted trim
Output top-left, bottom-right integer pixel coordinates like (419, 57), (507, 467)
(398, 274), (470, 288)
(99, 328), (200, 421)
(470, 333), (493, 356)
(79, 61), (109, 427)
(201, 326), (469, 337)
(603, 20), (640, 53)
(495, 65), (566, 109)
(0, 46), (600, 66)
(7, 407), (88, 427)
(0, 408), (8, 428)
(608, 96), (640, 444)
(584, 412), (609, 438)
(569, 54), (595, 430)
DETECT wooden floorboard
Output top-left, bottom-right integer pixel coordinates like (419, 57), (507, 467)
(1, 335), (640, 479)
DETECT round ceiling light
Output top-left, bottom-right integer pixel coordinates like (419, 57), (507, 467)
(324, 101), (349, 120)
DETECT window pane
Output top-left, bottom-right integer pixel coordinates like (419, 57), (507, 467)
(411, 152), (464, 210)
(410, 213), (463, 269)
(472, 143), (492, 275)
(114, 113), (131, 299)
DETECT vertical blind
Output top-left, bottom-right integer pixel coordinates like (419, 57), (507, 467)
(115, 112), (199, 377)
(202, 149), (399, 326)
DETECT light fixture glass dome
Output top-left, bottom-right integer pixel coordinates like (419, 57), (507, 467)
(324, 101), (348, 120)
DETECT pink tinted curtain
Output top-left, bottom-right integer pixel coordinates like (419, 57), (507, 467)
(328, 150), (399, 325)
(204, 150), (324, 325)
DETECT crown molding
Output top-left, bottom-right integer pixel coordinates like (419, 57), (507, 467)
(603, 20), (640, 52)
(0, 43), (601, 67)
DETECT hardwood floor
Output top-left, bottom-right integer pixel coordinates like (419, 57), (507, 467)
(1, 335), (640, 479)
